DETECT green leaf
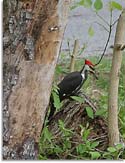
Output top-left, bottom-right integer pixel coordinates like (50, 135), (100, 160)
(52, 91), (62, 109)
(107, 147), (117, 153)
(38, 154), (47, 160)
(86, 107), (94, 119)
(63, 140), (71, 149)
(91, 141), (99, 148)
(115, 143), (124, 150)
(94, 0), (103, 11)
(76, 144), (86, 154)
(102, 152), (112, 159)
(86, 140), (91, 149)
(70, 96), (84, 103)
(78, 0), (92, 8)
(95, 108), (107, 116)
(88, 26), (94, 37)
(54, 146), (63, 154)
(58, 120), (65, 129)
(78, 0), (84, 6)
(52, 84), (60, 93)
(109, 1), (122, 11)
(55, 65), (64, 75)
(59, 120), (74, 137)
(84, 0), (92, 8)
(90, 151), (101, 159)
(43, 127), (53, 143)
(82, 129), (90, 141)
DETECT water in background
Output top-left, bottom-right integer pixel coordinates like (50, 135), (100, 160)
(61, 0), (125, 57)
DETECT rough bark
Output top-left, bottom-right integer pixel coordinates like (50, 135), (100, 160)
(108, 9), (125, 146)
(3, 0), (71, 160)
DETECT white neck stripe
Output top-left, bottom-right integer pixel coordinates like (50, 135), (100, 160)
(81, 73), (85, 79)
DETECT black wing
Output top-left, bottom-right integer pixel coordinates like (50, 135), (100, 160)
(58, 71), (83, 100)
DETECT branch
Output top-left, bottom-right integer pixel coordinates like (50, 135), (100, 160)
(120, 44), (125, 50)
(95, 12), (110, 27)
(111, 18), (119, 27)
(78, 43), (87, 56)
(67, 40), (71, 56)
(94, 10), (113, 66)
(94, 24), (112, 66)
(94, 21), (109, 33)
(114, 44), (125, 51)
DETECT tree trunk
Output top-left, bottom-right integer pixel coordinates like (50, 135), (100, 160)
(70, 39), (79, 72)
(108, 9), (125, 146)
(3, 0), (71, 160)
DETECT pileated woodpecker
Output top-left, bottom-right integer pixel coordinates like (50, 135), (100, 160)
(48, 59), (96, 120)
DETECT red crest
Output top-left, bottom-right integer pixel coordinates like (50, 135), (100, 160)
(85, 59), (94, 66)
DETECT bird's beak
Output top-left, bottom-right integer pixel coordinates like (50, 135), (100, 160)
(89, 66), (98, 80)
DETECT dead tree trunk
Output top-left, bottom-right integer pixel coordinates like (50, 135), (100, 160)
(108, 9), (125, 146)
(3, 0), (71, 160)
